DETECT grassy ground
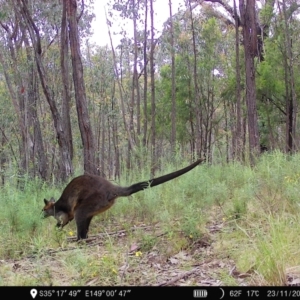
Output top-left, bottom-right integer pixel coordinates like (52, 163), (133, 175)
(1, 151), (300, 286)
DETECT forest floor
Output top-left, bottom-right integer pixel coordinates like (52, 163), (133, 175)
(1, 220), (238, 286)
(2, 205), (300, 287)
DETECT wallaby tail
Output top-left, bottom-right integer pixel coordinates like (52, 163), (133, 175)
(122, 158), (204, 196)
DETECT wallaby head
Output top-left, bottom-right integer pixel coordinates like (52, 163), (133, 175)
(42, 198), (70, 228)
(42, 198), (55, 218)
(43, 158), (204, 241)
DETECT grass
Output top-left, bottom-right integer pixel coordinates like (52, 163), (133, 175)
(1, 151), (300, 285)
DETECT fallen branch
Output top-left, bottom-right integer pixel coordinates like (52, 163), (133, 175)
(67, 224), (160, 242)
(157, 267), (200, 286)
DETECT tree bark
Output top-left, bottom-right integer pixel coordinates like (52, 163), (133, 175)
(66, 0), (97, 175)
(239, 0), (260, 162)
(150, 0), (157, 176)
(280, 0), (297, 152)
(169, 0), (177, 153)
(188, 0), (202, 158)
(234, 0), (243, 160)
(132, 0), (141, 139)
(142, 0), (148, 148)
(60, 0), (74, 163)
(24, 36), (47, 179)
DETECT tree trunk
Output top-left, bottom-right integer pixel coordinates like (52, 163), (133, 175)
(234, 0), (243, 161)
(111, 82), (120, 180)
(100, 107), (106, 177)
(280, 0), (297, 152)
(106, 9), (136, 159)
(24, 37), (47, 180)
(188, 0), (202, 158)
(150, 0), (157, 176)
(132, 0), (141, 139)
(169, 0), (177, 154)
(60, 0), (74, 163)
(66, 0), (97, 175)
(0, 129), (7, 185)
(239, 0), (260, 163)
(142, 0), (148, 149)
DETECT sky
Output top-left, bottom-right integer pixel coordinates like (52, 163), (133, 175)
(90, 0), (185, 46)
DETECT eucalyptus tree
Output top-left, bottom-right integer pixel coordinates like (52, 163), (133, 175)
(193, 0), (270, 162)
(240, 0), (260, 162)
(106, 0), (143, 169)
(168, 0), (177, 153)
(17, 0), (74, 180)
(66, 0), (98, 175)
(60, 0), (73, 162)
(142, 0), (149, 149)
(83, 44), (121, 179)
(107, 0), (163, 172)
(149, 0), (156, 175)
(0, 69), (18, 184)
(196, 0), (300, 156)
(106, 27), (137, 169)
(256, 1), (300, 152)
(279, 0), (298, 152)
(0, 0), (47, 179)
(157, 6), (229, 161)
(0, 0), (98, 181)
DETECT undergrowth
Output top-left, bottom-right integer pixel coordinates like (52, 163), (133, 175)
(1, 151), (300, 285)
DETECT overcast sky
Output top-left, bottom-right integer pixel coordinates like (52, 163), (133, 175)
(90, 0), (185, 46)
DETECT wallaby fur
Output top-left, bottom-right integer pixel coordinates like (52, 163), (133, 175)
(42, 158), (204, 240)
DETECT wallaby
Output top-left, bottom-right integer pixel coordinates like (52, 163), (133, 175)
(42, 158), (204, 240)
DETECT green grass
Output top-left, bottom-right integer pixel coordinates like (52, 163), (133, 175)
(1, 152), (300, 285)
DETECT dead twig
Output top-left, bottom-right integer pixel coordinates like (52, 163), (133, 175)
(67, 224), (159, 241)
(157, 267), (200, 286)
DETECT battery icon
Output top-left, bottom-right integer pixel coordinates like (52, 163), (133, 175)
(193, 289), (208, 298)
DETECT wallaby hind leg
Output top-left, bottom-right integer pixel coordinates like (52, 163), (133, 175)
(74, 211), (93, 240)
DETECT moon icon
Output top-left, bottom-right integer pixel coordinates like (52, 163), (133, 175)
(219, 288), (225, 299)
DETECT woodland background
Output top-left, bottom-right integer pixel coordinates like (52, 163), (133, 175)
(2, 0), (300, 286)
(0, 0), (299, 182)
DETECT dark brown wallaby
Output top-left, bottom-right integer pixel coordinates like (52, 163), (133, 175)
(42, 158), (204, 240)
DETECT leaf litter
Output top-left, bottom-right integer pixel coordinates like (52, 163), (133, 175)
(2, 216), (299, 286)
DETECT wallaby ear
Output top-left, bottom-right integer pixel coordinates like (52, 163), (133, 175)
(44, 198), (49, 205)
(50, 197), (56, 203)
